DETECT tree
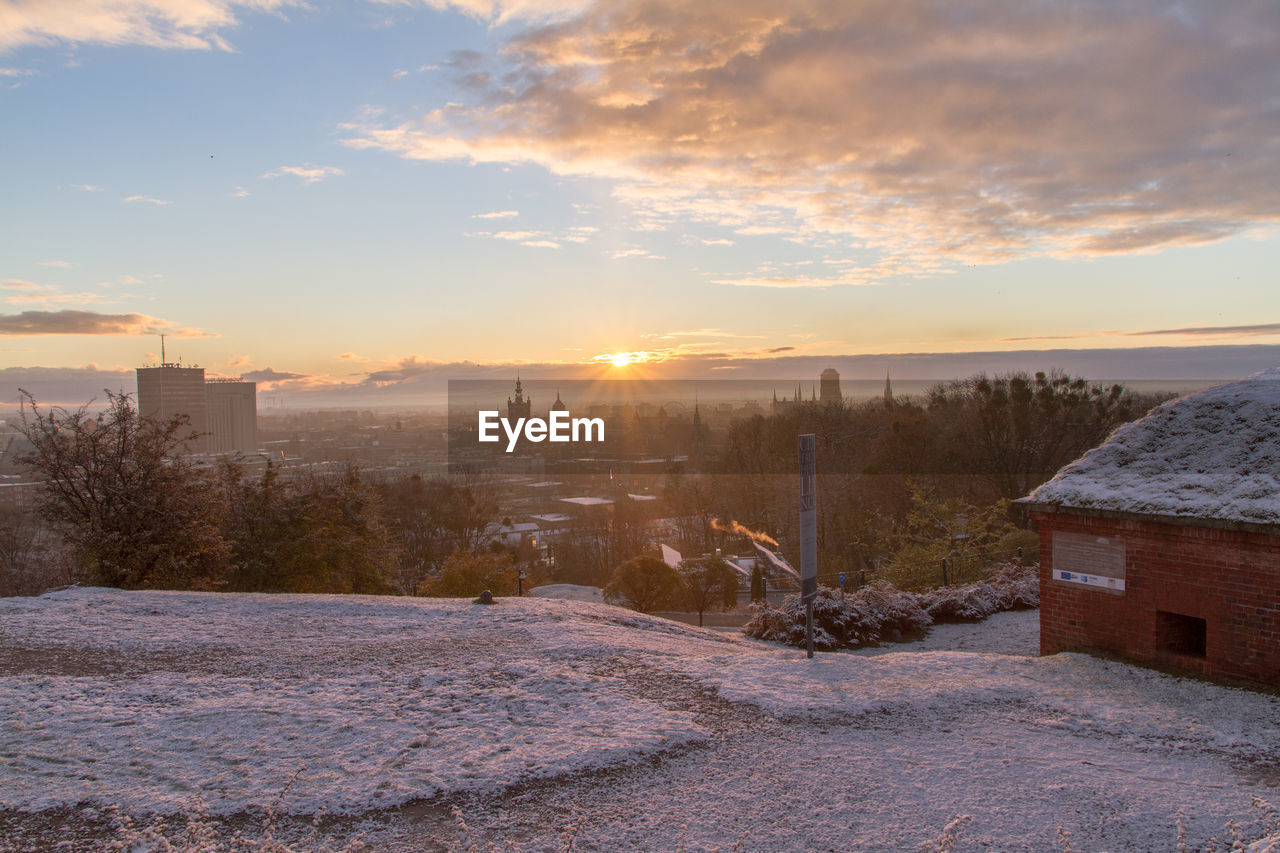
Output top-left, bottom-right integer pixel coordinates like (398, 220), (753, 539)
(605, 554), (683, 613)
(680, 556), (740, 626)
(17, 390), (228, 590)
(378, 474), (500, 592)
(0, 505), (73, 596)
(882, 481), (1016, 590)
(220, 462), (392, 594)
(749, 561), (766, 603)
(927, 371), (1149, 500)
(416, 550), (516, 598)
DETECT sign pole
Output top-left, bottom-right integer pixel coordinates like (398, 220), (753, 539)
(799, 434), (817, 659)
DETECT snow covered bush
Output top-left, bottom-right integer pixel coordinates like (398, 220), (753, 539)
(742, 583), (931, 650)
(917, 562), (1038, 623)
(743, 563), (1037, 649)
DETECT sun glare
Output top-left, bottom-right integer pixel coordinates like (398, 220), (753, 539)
(610, 353), (632, 367)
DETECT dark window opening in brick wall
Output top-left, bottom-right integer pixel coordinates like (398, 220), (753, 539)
(1157, 610), (1207, 658)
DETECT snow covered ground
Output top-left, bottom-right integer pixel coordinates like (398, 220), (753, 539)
(2, 589), (1278, 851)
(528, 583), (604, 603)
(850, 607), (1040, 656)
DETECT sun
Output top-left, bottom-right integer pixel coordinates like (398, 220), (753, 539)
(610, 353), (632, 368)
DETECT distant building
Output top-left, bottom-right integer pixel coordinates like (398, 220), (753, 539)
(820, 368), (842, 403)
(550, 390), (568, 412)
(206, 379), (258, 453)
(136, 362), (257, 454)
(771, 384), (805, 416)
(137, 364), (208, 451)
(507, 376), (532, 420)
(1018, 369), (1280, 685)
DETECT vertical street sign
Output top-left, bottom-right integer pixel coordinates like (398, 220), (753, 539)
(799, 433), (817, 658)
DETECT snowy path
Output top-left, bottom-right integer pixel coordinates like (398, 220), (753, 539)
(2, 590), (1278, 851)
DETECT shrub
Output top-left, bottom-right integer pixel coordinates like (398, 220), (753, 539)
(604, 555), (684, 613)
(743, 583), (931, 650)
(917, 562), (1038, 623)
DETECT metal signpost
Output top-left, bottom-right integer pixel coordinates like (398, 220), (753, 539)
(799, 434), (818, 659)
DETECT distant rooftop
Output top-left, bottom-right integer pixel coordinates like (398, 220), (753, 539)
(530, 513), (573, 524)
(560, 496), (615, 507)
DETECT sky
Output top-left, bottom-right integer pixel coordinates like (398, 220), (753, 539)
(2, 0), (1279, 406)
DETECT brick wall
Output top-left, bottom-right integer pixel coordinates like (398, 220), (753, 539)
(1033, 510), (1280, 685)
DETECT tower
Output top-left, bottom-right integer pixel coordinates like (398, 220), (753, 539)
(820, 368), (842, 403)
(884, 371), (894, 406)
(507, 376), (532, 420)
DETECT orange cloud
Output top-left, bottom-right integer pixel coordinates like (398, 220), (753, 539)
(0, 309), (214, 337)
(0, 0), (299, 52)
(345, 0), (1280, 278)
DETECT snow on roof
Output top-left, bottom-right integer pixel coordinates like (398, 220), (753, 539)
(1026, 367), (1280, 525)
(530, 512), (573, 523)
(560, 496), (614, 506)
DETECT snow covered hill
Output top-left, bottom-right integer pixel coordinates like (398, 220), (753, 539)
(2, 588), (1279, 851)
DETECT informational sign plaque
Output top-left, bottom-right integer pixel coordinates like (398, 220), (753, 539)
(1052, 531), (1126, 594)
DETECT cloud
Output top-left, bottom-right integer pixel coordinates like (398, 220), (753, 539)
(487, 230), (543, 241)
(0, 309), (211, 336)
(0, 365), (135, 407)
(700, 238), (735, 246)
(123, 195), (170, 206)
(611, 248), (665, 260)
(562, 225), (598, 243)
(999, 322), (1280, 344)
(0, 0), (300, 53)
(471, 209), (519, 219)
(764, 346), (795, 354)
(1121, 323), (1280, 338)
(471, 226), (594, 246)
(344, 0), (1280, 279)
(242, 367), (308, 383)
(262, 165), (345, 184)
(70, 184), (102, 192)
(363, 355), (442, 385)
(710, 273), (878, 288)
(231, 186), (251, 198)
(1, 280), (108, 307)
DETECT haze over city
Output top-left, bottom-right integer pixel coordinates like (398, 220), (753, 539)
(3, 0), (1280, 408)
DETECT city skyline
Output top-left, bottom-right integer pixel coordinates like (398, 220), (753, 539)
(3, 1), (1279, 406)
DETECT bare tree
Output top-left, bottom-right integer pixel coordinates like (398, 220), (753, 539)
(17, 390), (229, 590)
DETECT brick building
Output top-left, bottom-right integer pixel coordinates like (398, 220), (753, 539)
(1017, 368), (1280, 685)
